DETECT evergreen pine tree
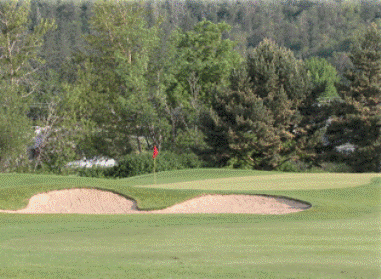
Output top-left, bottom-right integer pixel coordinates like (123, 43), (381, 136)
(201, 39), (310, 169)
(326, 23), (381, 172)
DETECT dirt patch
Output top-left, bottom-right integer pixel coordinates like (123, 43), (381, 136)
(0, 188), (310, 214)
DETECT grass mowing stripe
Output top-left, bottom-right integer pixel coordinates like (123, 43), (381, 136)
(1, 214), (379, 278)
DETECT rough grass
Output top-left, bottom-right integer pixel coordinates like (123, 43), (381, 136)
(0, 170), (380, 278)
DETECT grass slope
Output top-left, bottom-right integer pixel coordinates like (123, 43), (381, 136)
(0, 170), (380, 278)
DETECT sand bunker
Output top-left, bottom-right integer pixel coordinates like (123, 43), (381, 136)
(0, 188), (310, 214)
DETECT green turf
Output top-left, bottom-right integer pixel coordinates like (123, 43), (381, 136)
(135, 172), (378, 191)
(0, 170), (380, 278)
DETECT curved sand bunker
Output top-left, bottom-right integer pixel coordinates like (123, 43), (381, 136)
(0, 188), (311, 214)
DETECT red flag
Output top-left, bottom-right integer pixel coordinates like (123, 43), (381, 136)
(153, 145), (159, 159)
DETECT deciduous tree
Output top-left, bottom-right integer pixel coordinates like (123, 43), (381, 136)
(71, 0), (165, 155)
(0, 0), (55, 171)
(305, 57), (340, 102)
(163, 20), (242, 151)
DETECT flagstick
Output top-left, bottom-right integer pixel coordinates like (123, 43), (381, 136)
(153, 158), (156, 185)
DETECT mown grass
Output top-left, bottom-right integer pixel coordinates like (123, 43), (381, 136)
(0, 170), (378, 210)
(0, 169), (279, 210)
(0, 170), (380, 278)
(135, 171), (378, 191)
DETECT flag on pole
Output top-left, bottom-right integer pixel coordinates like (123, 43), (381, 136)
(153, 145), (159, 159)
(153, 145), (158, 185)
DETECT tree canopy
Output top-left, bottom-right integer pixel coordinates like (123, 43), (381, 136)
(1, 0), (380, 173)
(0, 0), (55, 171)
(201, 39), (311, 170)
(326, 23), (381, 172)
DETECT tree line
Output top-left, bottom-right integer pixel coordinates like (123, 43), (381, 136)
(0, 0), (380, 173)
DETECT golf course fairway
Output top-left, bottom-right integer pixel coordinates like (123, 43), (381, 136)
(0, 169), (380, 278)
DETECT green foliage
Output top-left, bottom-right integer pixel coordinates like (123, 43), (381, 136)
(247, 38), (310, 103)
(34, 61), (105, 173)
(296, 58), (342, 167)
(327, 23), (381, 172)
(0, 83), (33, 172)
(3, 1), (380, 174)
(0, 0), (55, 172)
(158, 20), (242, 151)
(225, 157), (253, 170)
(38, 138), (77, 174)
(112, 1), (160, 133)
(97, 152), (203, 179)
(76, 167), (107, 179)
(156, 152), (203, 172)
(202, 39), (311, 170)
(24, 0), (381, 75)
(275, 160), (303, 173)
(28, 69), (64, 121)
(275, 160), (354, 173)
(80, 0), (169, 153)
(172, 129), (208, 153)
(140, 20), (240, 152)
(168, 20), (242, 106)
(106, 153), (153, 178)
(165, 20), (241, 110)
(317, 162), (354, 173)
(0, 0), (56, 85)
(305, 57), (340, 102)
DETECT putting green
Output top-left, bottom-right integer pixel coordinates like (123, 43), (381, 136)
(135, 173), (380, 191)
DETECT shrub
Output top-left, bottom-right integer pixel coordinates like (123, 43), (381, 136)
(99, 151), (203, 179)
(275, 161), (302, 172)
(317, 162), (354, 173)
(225, 157), (253, 169)
(275, 160), (355, 173)
(77, 167), (107, 178)
(177, 153), (204, 168)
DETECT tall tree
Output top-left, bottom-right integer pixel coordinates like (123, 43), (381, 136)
(0, 0), (56, 88)
(201, 39), (310, 169)
(0, 82), (32, 171)
(0, 0), (55, 171)
(68, 0), (164, 156)
(113, 5), (163, 152)
(167, 20), (241, 106)
(326, 23), (381, 172)
(163, 20), (242, 151)
(296, 58), (341, 167)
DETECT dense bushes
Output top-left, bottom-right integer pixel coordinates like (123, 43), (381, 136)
(76, 153), (356, 179)
(275, 161), (354, 173)
(78, 152), (204, 178)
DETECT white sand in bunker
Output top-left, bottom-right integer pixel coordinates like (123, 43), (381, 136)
(0, 188), (311, 214)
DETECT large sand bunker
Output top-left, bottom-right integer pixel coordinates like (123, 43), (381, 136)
(0, 188), (311, 214)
